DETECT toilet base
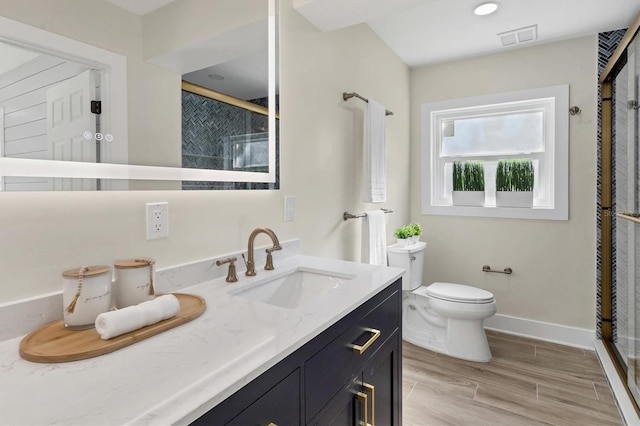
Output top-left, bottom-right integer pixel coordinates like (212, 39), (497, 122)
(403, 305), (447, 353)
(403, 321), (492, 362)
(446, 318), (492, 362)
(403, 297), (493, 362)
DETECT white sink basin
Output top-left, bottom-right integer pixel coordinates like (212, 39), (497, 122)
(231, 267), (356, 309)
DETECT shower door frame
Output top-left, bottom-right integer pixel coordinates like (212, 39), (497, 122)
(599, 12), (640, 415)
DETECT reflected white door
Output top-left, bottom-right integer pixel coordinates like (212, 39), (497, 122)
(46, 69), (97, 190)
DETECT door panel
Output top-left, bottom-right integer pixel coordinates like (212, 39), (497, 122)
(363, 333), (401, 426)
(311, 378), (359, 426)
(46, 69), (97, 190)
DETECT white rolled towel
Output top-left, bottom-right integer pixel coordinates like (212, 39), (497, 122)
(95, 294), (180, 340)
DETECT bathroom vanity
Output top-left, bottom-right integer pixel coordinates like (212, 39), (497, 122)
(0, 252), (403, 425)
(194, 275), (401, 425)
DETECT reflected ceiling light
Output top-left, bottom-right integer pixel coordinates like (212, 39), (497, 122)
(207, 73), (225, 80)
(474, 2), (500, 16)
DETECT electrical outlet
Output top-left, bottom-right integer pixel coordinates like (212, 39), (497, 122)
(284, 196), (296, 222)
(146, 202), (169, 240)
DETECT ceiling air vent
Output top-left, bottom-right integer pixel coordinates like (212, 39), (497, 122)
(498, 24), (538, 47)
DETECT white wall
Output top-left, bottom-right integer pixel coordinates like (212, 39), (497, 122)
(0, 0), (411, 302)
(410, 36), (598, 330)
(1, 0), (596, 333)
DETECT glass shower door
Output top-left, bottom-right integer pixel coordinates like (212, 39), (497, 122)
(614, 33), (640, 405)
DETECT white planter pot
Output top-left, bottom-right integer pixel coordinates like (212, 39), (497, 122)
(496, 191), (533, 208)
(452, 191), (485, 206)
(396, 238), (408, 248)
(408, 236), (419, 245)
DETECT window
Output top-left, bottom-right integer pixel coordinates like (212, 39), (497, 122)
(421, 85), (569, 220)
(228, 132), (269, 170)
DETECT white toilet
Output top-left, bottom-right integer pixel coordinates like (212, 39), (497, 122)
(387, 242), (497, 362)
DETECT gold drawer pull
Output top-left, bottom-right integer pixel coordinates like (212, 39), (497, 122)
(356, 391), (370, 426)
(363, 382), (375, 426)
(351, 328), (381, 354)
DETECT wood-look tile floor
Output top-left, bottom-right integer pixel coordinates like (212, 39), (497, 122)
(402, 330), (623, 426)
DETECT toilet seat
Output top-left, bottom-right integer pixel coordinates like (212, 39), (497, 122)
(414, 282), (494, 304)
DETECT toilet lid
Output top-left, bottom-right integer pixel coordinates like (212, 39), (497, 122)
(425, 282), (494, 303)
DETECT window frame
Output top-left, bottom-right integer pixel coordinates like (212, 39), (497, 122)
(421, 85), (569, 221)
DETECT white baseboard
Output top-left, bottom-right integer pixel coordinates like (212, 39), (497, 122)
(484, 313), (596, 350)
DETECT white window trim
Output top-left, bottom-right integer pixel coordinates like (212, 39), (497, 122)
(421, 84), (569, 221)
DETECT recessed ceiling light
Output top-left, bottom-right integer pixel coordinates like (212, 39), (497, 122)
(474, 2), (500, 16)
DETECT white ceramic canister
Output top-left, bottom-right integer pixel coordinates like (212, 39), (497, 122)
(62, 265), (112, 330)
(113, 258), (156, 308)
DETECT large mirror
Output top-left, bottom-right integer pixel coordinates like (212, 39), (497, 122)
(0, 0), (279, 191)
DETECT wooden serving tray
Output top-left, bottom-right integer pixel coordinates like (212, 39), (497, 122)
(19, 293), (206, 363)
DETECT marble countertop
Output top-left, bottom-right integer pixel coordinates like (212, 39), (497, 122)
(0, 254), (403, 425)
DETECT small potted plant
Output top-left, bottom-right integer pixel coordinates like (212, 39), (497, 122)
(496, 159), (534, 207)
(452, 161), (486, 206)
(409, 223), (422, 244)
(394, 226), (411, 247)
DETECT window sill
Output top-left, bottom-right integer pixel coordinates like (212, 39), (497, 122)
(422, 204), (568, 221)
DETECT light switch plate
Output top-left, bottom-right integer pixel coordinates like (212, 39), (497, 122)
(284, 196), (296, 222)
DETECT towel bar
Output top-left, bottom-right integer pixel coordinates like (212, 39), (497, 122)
(482, 265), (513, 275)
(343, 92), (394, 116)
(343, 208), (393, 221)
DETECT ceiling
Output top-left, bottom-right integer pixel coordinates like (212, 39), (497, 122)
(105, 0), (638, 69)
(103, 0), (177, 16)
(295, 0), (640, 67)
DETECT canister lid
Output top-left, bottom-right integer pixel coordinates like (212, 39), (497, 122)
(62, 265), (111, 278)
(114, 258), (155, 269)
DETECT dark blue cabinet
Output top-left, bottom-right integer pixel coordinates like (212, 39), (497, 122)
(226, 369), (300, 426)
(193, 279), (402, 426)
(309, 332), (401, 426)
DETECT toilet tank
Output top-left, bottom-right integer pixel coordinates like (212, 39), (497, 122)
(387, 241), (426, 291)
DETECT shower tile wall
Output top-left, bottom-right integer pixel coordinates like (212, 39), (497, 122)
(181, 91), (279, 190)
(597, 29), (627, 338)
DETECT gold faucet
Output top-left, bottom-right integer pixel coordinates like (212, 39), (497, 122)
(246, 227), (282, 276)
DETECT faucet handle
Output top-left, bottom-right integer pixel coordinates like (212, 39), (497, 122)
(264, 246), (282, 271)
(216, 257), (238, 283)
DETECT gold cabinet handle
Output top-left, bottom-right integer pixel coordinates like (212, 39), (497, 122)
(351, 328), (381, 354)
(356, 391), (370, 426)
(363, 382), (375, 426)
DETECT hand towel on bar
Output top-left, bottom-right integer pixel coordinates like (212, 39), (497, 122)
(95, 294), (180, 340)
(362, 210), (387, 266)
(362, 98), (387, 203)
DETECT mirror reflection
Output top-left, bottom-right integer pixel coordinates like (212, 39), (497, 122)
(0, 42), (123, 190)
(181, 55), (279, 190)
(0, 0), (279, 191)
